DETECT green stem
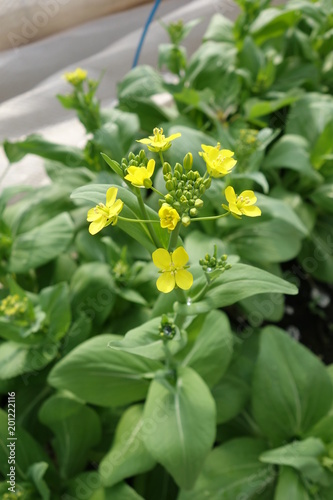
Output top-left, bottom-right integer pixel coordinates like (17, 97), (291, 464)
(135, 188), (160, 248)
(159, 151), (165, 165)
(118, 216), (160, 224)
(190, 212), (230, 222)
(191, 281), (210, 303)
(163, 341), (175, 370)
(168, 222), (181, 252)
(151, 186), (165, 198)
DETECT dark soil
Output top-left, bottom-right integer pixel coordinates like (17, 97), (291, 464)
(279, 262), (333, 365)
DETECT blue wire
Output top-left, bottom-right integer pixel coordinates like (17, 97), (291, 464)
(132, 0), (162, 68)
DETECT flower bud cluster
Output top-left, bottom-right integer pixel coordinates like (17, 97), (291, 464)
(160, 154), (211, 226)
(0, 294), (29, 319)
(159, 314), (176, 340)
(199, 249), (231, 275)
(121, 150), (148, 175)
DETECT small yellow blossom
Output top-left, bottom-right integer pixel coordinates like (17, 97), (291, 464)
(87, 187), (124, 235)
(137, 128), (181, 152)
(0, 294), (28, 318)
(159, 204), (180, 231)
(64, 68), (87, 85)
(224, 186), (261, 218)
(199, 143), (237, 178)
(152, 247), (193, 293)
(124, 159), (155, 188)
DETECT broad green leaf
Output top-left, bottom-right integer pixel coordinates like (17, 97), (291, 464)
(263, 135), (322, 182)
(65, 474), (144, 500)
(117, 65), (165, 99)
(252, 327), (333, 445)
(3, 134), (88, 167)
(101, 153), (123, 178)
(105, 482), (144, 500)
(311, 119), (333, 169)
(178, 437), (273, 500)
(39, 395), (101, 479)
(39, 283), (71, 341)
(0, 341), (58, 379)
(286, 93), (333, 147)
(70, 262), (116, 324)
(181, 310), (233, 387)
(274, 467), (310, 500)
(298, 215), (333, 283)
(250, 7), (301, 45)
(9, 213), (74, 274)
(310, 183), (333, 214)
(108, 317), (184, 360)
(244, 92), (300, 121)
(48, 335), (163, 407)
(0, 409), (54, 480)
(143, 366), (216, 489)
(307, 415), (333, 444)
(176, 263), (297, 315)
(203, 13), (234, 43)
(27, 462), (50, 500)
(260, 438), (328, 486)
(212, 374), (250, 424)
(100, 405), (155, 487)
(45, 161), (94, 188)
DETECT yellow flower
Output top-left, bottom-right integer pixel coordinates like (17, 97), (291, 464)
(137, 128), (181, 152)
(124, 159), (155, 188)
(158, 204), (180, 231)
(87, 187), (124, 235)
(64, 67), (87, 85)
(199, 143), (237, 178)
(224, 186), (261, 218)
(152, 247), (193, 293)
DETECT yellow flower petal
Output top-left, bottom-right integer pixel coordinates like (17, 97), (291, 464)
(220, 149), (235, 157)
(106, 187), (118, 206)
(225, 186), (237, 204)
(229, 203), (243, 216)
(172, 247), (189, 268)
(89, 217), (106, 235)
(136, 138), (152, 145)
(175, 269), (193, 290)
(87, 208), (100, 221)
(108, 199), (124, 216)
(152, 248), (172, 270)
(239, 190), (257, 205)
(165, 133), (181, 142)
(242, 206), (262, 217)
(157, 272), (175, 293)
(147, 159), (155, 176)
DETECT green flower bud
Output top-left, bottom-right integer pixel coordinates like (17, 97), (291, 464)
(165, 180), (174, 191)
(189, 200), (194, 207)
(128, 152), (135, 161)
(174, 171), (181, 180)
(174, 162), (183, 175)
(204, 177), (212, 189)
(180, 195), (187, 204)
(194, 198), (204, 208)
(183, 152), (193, 171)
(173, 201), (181, 210)
(176, 189), (182, 198)
(182, 215), (191, 227)
(163, 162), (172, 175)
(143, 178), (152, 189)
(190, 208), (198, 217)
(164, 193), (174, 203)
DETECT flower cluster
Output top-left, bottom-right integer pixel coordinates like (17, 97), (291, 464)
(87, 127), (262, 294)
(0, 294), (29, 319)
(64, 67), (87, 86)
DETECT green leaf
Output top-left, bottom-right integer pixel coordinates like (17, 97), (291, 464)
(250, 7), (301, 45)
(244, 92), (301, 122)
(48, 335), (163, 407)
(0, 341), (58, 379)
(176, 263), (297, 315)
(3, 134), (88, 167)
(203, 13), (234, 43)
(260, 438), (328, 486)
(212, 374), (250, 424)
(0, 409), (54, 480)
(252, 326), (333, 445)
(105, 482), (144, 500)
(178, 437), (273, 500)
(100, 404), (155, 487)
(263, 135), (322, 182)
(143, 366), (216, 489)
(39, 395), (101, 479)
(108, 317), (184, 360)
(307, 415), (333, 444)
(310, 183), (333, 214)
(39, 283), (71, 341)
(26, 462), (50, 500)
(275, 467), (310, 500)
(101, 153), (123, 178)
(9, 213), (74, 274)
(181, 310), (233, 387)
